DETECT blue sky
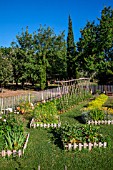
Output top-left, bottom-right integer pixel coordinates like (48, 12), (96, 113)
(0, 0), (113, 47)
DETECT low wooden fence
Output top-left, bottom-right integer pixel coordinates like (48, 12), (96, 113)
(64, 141), (107, 151)
(88, 120), (113, 125)
(30, 118), (61, 128)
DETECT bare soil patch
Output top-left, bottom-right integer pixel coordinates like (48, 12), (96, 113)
(0, 89), (32, 98)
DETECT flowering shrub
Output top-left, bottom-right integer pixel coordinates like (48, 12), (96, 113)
(81, 94), (113, 122)
(88, 94), (108, 110)
(107, 108), (113, 114)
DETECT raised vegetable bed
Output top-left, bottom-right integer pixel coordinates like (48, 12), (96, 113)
(82, 111), (113, 125)
(0, 133), (30, 157)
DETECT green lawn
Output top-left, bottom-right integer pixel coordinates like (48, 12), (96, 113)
(0, 102), (113, 170)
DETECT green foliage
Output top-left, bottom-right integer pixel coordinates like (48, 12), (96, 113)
(89, 109), (105, 121)
(81, 94), (113, 122)
(52, 123), (106, 145)
(16, 101), (34, 114)
(0, 48), (13, 86)
(0, 113), (25, 150)
(55, 88), (92, 113)
(11, 25), (67, 88)
(32, 101), (59, 124)
(77, 6), (113, 82)
(88, 94), (108, 110)
(67, 15), (77, 78)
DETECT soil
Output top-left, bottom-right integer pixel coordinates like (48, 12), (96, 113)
(0, 89), (32, 98)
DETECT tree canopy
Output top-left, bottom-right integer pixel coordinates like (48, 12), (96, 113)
(0, 6), (113, 88)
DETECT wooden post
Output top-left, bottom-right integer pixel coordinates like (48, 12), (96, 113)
(64, 165), (67, 170)
(68, 143), (72, 150)
(83, 143), (88, 149)
(1, 98), (3, 113)
(103, 142), (107, 148)
(89, 143), (93, 151)
(111, 120), (113, 124)
(28, 93), (31, 103)
(73, 143), (78, 150)
(78, 143), (83, 151)
(38, 165), (40, 170)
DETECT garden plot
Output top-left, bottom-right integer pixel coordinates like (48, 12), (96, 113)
(0, 113), (29, 157)
(51, 123), (107, 151)
(81, 94), (113, 125)
(29, 100), (61, 128)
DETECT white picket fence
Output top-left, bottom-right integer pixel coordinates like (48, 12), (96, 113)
(30, 118), (61, 128)
(88, 120), (113, 125)
(64, 141), (107, 151)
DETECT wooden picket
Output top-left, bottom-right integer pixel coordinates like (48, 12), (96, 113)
(37, 165), (68, 170)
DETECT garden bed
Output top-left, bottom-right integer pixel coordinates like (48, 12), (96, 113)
(51, 123), (107, 151)
(81, 111), (113, 125)
(81, 94), (113, 124)
(0, 133), (30, 157)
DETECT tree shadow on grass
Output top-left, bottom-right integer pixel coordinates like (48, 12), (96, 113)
(74, 116), (85, 124)
(48, 128), (64, 150)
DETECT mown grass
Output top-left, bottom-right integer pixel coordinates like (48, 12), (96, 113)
(0, 102), (113, 170)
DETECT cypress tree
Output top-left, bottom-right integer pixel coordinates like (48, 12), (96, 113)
(67, 15), (75, 79)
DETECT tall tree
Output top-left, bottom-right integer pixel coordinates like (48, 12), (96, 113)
(33, 25), (67, 89)
(67, 15), (76, 78)
(77, 6), (113, 82)
(11, 27), (36, 87)
(96, 6), (113, 83)
(77, 21), (99, 78)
